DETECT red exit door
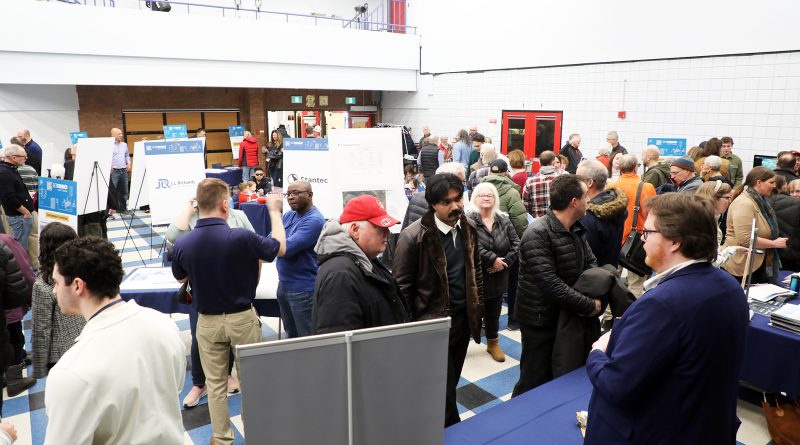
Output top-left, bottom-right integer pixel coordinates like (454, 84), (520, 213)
(501, 111), (563, 159)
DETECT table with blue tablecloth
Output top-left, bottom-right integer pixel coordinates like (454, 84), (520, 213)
(445, 367), (590, 445)
(205, 167), (243, 187)
(240, 201), (272, 237)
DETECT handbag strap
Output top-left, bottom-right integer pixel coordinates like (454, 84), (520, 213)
(630, 182), (644, 232)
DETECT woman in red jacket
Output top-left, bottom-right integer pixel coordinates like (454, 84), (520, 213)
(238, 130), (260, 182)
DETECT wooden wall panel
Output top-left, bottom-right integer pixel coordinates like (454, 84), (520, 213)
(165, 112), (202, 130)
(204, 112), (238, 130)
(125, 113), (163, 131)
(207, 152), (234, 167)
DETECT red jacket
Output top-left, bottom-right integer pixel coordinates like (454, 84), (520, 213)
(238, 136), (259, 167)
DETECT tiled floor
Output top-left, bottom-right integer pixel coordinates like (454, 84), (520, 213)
(4, 211), (773, 444)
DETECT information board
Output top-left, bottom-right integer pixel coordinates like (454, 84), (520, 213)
(38, 177), (78, 234)
(144, 139), (206, 225)
(647, 137), (687, 157)
(163, 124), (188, 139)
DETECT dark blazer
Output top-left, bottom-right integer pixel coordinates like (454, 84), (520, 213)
(393, 211), (484, 343)
(584, 262), (748, 445)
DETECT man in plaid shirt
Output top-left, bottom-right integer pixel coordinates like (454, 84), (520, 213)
(523, 150), (560, 218)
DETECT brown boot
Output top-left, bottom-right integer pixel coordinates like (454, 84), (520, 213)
(486, 338), (505, 362)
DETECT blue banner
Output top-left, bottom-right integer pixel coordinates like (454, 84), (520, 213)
(163, 124), (188, 139)
(284, 138), (329, 151)
(228, 126), (246, 137)
(647, 138), (687, 156)
(69, 131), (89, 145)
(144, 140), (204, 156)
(38, 177), (78, 216)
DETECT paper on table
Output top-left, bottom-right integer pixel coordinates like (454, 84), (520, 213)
(772, 304), (800, 323)
(120, 267), (182, 291)
(749, 283), (796, 302)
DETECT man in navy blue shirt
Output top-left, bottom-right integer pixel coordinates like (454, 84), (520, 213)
(15, 128), (42, 176)
(171, 178), (285, 445)
(276, 181), (324, 338)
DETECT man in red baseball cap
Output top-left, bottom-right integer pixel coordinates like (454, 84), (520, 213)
(311, 194), (409, 334)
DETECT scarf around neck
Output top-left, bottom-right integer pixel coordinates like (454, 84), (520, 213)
(745, 186), (781, 277)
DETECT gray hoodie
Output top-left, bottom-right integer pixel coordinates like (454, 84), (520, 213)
(314, 219), (372, 272)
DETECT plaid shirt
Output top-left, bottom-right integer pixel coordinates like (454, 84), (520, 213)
(31, 277), (86, 378)
(522, 172), (557, 218)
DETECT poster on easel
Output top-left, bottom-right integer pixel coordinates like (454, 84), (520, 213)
(328, 128), (408, 233)
(144, 139), (206, 225)
(37, 177), (78, 235)
(73, 137), (114, 215)
(229, 125), (245, 160)
(282, 138), (336, 220)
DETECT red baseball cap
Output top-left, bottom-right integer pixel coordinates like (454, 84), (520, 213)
(340, 195), (400, 228)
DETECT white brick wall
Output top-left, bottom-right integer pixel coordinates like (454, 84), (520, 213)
(383, 51), (800, 173)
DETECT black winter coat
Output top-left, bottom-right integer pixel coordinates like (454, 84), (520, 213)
(580, 188), (628, 267)
(0, 237), (30, 372)
(401, 192), (429, 230)
(312, 253), (410, 335)
(468, 212), (520, 300)
(561, 143), (583, 174)
(419, 144), (440, 179)
(515, 210), (598, 328)
(769, 193), (800, 270)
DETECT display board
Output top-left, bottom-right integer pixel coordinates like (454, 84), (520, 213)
(37, 177), (78, 234)
(129, 141), (150, 208)
(40, 142), (56, 177)
(73, 137), (114, 215)
(647, 137), (687, 157)
(282, 138), (336, 220)
(229, 125), (245, 160)
(163, 124), (188, 139)
(143, 139), (206, 225)
(237, 318), (450, 445)
(328, 128), (408, 233)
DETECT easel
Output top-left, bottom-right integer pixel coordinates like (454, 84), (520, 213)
(741, 218), (759, 298)
(118, 166), (171, 265)
(81, 160), (150, 267)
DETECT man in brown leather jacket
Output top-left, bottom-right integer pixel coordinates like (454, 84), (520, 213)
(393, 173), (484, 427)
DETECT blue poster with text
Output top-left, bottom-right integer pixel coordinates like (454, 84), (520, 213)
(228, 126), (246, 137)
(163, 124), (188, 139)
(647, 138), (687, 156)
(144, 140), (204, 156)
(284, 138), (329, 151)
(69, 132), (88, 145)
(38, 177), (78, 216)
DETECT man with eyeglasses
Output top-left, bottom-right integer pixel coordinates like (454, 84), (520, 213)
(276, 181), (324, 338)
(606, 131), (628, 156)
(669, 156), (703, 193)
(0, 145), (35, 250)
(584, 193), (747, 444)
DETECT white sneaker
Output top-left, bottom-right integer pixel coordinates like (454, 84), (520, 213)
(182, 385), (207, 408)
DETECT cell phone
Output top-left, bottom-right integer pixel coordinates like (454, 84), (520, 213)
(791, 275), (800, 293)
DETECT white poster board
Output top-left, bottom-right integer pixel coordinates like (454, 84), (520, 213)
(73, 137), (114, 215)
(229, 125), (245, 161)
(143, 140), (206, 225)
(328, 128), (408, 233)
(129, 141), (150, 208)
(40, 142), (57, 177)
(282, 138), (336, 220)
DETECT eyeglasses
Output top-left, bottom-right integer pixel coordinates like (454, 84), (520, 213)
(282, 190), (310, 197)
(641, 228), (660, 241)
(11, 154), (27, 159)
(669, 170), (683, 176)
(254, 173), (264, 177)
(475, 194), (494, 199)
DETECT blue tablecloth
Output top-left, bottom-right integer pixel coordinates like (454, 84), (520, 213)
(445, 368), (590, 445)
(120, 287), (190, 314)
(206, 168), (243, 187)
(741, 297), (800, 398)
(240, 201), (271, 237)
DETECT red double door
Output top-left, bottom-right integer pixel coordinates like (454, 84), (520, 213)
(501, 111), (563, 159)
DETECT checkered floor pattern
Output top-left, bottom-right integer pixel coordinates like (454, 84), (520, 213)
(3, 211), (773, 444)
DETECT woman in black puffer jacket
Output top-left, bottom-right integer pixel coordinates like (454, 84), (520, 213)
(467, 182), (520, 362)
(769, 184), (800, 271)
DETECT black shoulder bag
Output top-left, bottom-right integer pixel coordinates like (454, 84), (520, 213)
(619, 182), (653, 277)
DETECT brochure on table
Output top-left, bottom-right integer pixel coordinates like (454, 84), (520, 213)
(37, 177), (78, 235)
(73, 137), (114, 215)
(229, 125), (245, 160)
(120, 267), (182, 291)
(143, 139), (206, 225)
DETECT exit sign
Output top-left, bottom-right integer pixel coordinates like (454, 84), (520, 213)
(345, 97), (356, 105)
(291, 96), (303, 104)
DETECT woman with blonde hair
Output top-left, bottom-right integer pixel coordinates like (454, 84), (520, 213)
(696, 180), (746, 267)
(467, 182), (519, 362)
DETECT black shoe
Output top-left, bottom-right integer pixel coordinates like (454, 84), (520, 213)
(506, 321), (520, 331)
(24, 357), (31, 367)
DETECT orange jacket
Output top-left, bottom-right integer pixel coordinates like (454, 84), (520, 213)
(611, 173), (656, 245)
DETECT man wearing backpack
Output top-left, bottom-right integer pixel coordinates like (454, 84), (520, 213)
(641, 145), (671, 189)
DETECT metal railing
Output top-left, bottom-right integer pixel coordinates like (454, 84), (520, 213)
(52, 0), (416, 34)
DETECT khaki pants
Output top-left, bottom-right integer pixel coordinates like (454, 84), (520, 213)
(197, 308), (262, 445)
(625, 269), (646, 298)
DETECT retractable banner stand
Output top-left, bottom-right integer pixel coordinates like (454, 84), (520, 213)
(282, 138), (337, 219)
(73, 137), (114, 215)
(328, 128), (408, 233)
(37, 177), (78, 234)
(229, 125), (245, 160)
(129, 141), (150, 208)
(143, 140), (206, 225)
(40, 142), (56, 177)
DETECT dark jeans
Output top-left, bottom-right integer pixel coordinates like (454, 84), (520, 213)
(189, 302), (234, 387)
(506, 260), (520, 323)
(110, 169), (129, 212)
(7, 321), (25, 366)
(445, 310), (471, 427)
(269, 165), (282, 187)
(483, 297), (502, 340)
(512, 324), (557, 397)
(276, 283), (313, 338)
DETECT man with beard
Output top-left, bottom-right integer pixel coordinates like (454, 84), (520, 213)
(276, 181), (325, 338)
(584, 193), (748, 444)
(393, 173), (484, 427)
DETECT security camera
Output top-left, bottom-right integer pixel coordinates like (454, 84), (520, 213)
(354, 4), (367, 13)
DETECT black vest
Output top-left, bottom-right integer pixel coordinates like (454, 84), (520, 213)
(420, 145), (440, 179)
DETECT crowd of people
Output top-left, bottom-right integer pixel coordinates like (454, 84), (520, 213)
(0, 123), (799, 443)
